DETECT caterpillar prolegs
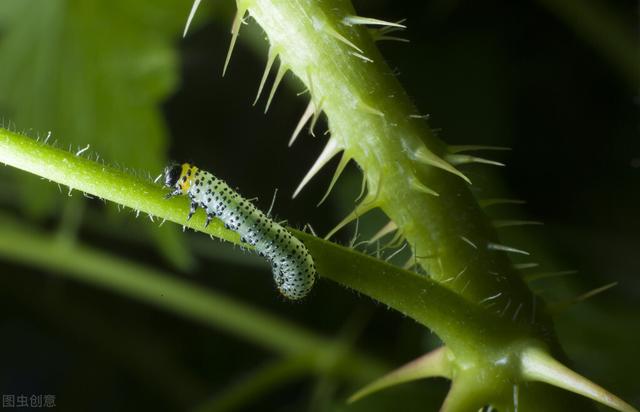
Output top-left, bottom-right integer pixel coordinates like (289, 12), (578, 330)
(163, 163), (316, 300)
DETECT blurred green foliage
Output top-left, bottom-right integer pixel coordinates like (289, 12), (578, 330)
(0, 0), (637, 411)
(0, 0), (195, 269)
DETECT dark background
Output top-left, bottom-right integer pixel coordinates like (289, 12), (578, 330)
(0, 0), (637, 411)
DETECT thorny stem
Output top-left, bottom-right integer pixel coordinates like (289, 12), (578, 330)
(246, 0), (545, 331)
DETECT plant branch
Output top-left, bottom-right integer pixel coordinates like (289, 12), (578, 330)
(0, 126), (518, 357)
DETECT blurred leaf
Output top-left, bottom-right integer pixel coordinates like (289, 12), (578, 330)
(0, 0), (192, 269)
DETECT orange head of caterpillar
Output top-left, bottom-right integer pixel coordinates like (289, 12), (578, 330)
(164, 162), (197, 195)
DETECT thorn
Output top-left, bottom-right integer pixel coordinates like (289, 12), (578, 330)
(409, 176), (439, 197)
(550, 282), (618, 313)
(521, 347), (637, 412)
(325, 197), (378, 240)
(369, 221), (398, 243)
(479, 292), (502, 304)
(412, 147), (471, 184)
(293, 139), (342, 198)
(493, 220), (543, 228)
(309, 98), (325, 135)
(254, 47), (278, 105)
(512, 302), (523, 321)
(223, 8), (247, 76)
(448, 145), (511, 153)
(446, 154), (505, 167)
(373, 34), (410, 43)
(348, 347), (451, 403)
(349, 51), (373, 63)
(355, 172), (368, 203)
(323, 24), (363, 53)
(264, 62), (288, 113)
(513, 262), (539, 270)
(343, 15), (406, 29)
(183, 0), (202, 37)
(289, 101), (315, 146)
(487, 242), (530, 256)
(358, 101), (385, 117)
(459, 235), (477, 249)
(304, 69), (325, 136)
(480, 198), (526, 208)
(317, 153), (351, 206)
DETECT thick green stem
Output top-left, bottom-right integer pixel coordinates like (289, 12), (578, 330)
(247, 0), (542, 331)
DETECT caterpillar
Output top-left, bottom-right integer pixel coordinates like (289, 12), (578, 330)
(163, 162), (316, 300)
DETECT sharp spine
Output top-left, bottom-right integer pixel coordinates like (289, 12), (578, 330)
(223, 8), (247, 76)
(264, 62), (288, 113)
(343, 15), (406, 29)
(308, 97), (325, 135)
(293, 138), (342, 198)
(289, 101), (315, 146)
(358, 101), (385, 117)
(487, 242), (530, 256)
(349, 51), (373, 63)
(369, 221), (398, 243)
(254, 47), (278, 105)
(446, 154), (505, 167)
(374, 34), (410, 43)
(514, 262), (539, 270)
(459, 235), (477, 249)
(324, 25), (363, 53)
(183, 0), (202, 37)
(325, 197), (378, 240)
(413, 147), (471, 184)
(520, 346), (636, 412)
(348, 347), (450, 404)
(317, 153), (351, 206)
(410, 176), (439, 197)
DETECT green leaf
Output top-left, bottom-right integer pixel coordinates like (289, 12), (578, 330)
(0, 0), (190, 268)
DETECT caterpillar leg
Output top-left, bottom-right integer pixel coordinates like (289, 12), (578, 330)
(164, 188), (182, 199)
(204, 213), (214, 228)
(186, 200), (199, 221)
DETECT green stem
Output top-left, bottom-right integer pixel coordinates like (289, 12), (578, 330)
(193, 356), (311, 412)
(0, 212), (381, 383)
(0, 126), (517, 357)
(246, 0), (541, 328)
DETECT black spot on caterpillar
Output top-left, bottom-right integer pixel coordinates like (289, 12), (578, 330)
(164, 162), (316, 300)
